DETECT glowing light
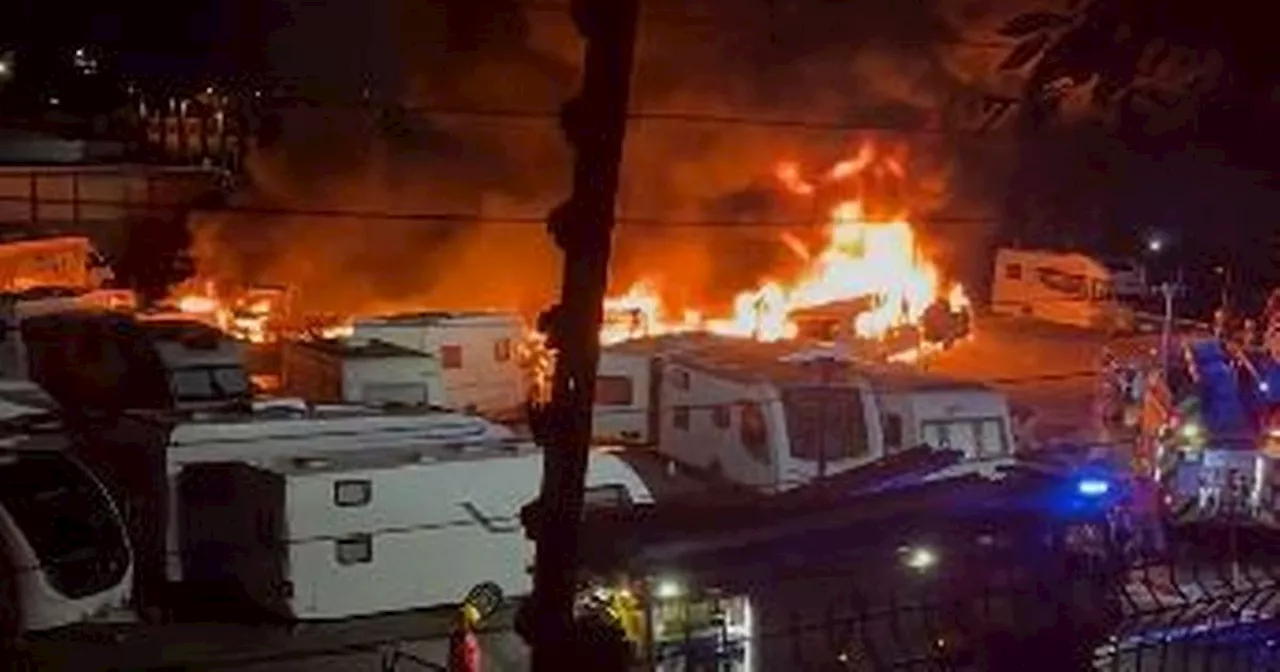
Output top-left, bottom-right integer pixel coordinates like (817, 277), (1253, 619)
(654, 578), (683, 600)
(901, 546), (937, 571)
(1077, 478), (1111, 497)
(1180, 423), (1202, 441)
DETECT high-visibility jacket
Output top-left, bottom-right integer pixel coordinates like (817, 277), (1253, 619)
(448, 629), (480, 672)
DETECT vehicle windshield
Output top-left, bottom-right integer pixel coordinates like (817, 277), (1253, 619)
(0, 448), (130, 598)
(169, 365), (251, 404)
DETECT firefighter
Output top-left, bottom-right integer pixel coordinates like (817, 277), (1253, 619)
(606, 583), (645, 650)
(448, 604), (482, 672)
(1213, 307), (1229, 340)
(1242, 318), (1260, 349)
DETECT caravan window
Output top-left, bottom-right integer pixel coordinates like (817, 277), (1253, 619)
(333, 480), (372, 507)
(440, 345), (463, 370)
(712, 405), (731, 429)
(583, 484), (634, 510)
(595, 376), (634, 406)
(673, 405), (690, 431)
(883, 413), (904, 452)
(170, 365), (250, 403)
(0, 451), (130, 599)
(1036, 268), (1088, 299)
(335, 534), (373, 565)
(1005, 263), (1023, 280)
(740, 402), (770, 464)
(493, 338), (512, 363)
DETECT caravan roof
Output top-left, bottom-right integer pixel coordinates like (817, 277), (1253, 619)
(293, 338), (431, 360)
(168, 403), (517, 448)
(257, 441), (543, 475)
(608, 333), (990, 392)
(356, 311), (523, 328)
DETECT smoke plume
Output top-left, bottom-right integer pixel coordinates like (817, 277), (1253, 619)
(190, 0), (1020, 320)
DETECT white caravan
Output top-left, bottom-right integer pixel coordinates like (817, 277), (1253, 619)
(353, 311), (528, 418)
(162, 400), (518, 582)
(177, 445), (652, 620)
(990, 248), (1136, 331)
(593, 335), (1014, 493)
(0, 382), (132, 635)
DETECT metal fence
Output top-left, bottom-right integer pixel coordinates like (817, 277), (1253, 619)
(650, 524), (1280, 671)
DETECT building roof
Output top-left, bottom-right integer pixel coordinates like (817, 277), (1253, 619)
(605, 333), (992, 392)
(356, 310), (522, 328)
(294, 337), (433, 360)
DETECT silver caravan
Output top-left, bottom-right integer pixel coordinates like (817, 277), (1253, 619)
(178, 445), (652, 620)
(990, 248), (1136, 332)
(592, 335), (1014, 493)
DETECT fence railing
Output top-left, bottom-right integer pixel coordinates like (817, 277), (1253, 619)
(647, 524), (1280, 671)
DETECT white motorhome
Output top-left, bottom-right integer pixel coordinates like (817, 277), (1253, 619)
(0, 381), (133, 635)
(162, 401), (518, 582)
(593, 335), (1014, 493)
(990, 248), (1136, 331)
(281, 337), (445, 407)
(177, 444), (652, 620)
(352, 311), (527, 418)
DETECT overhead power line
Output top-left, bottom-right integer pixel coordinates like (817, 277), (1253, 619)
(0, 195), (999, 228)
(260, 96), (1019, 139)
(515, 1), (1012, 50)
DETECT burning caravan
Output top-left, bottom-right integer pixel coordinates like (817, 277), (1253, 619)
(178, 444), (652, 620)
(593, 335), (1014, 492)
(162, 401), (519, 582)
(990, 248), (1136, 332)
(352, 311), (527, 418)
(0, 233), (114, 293)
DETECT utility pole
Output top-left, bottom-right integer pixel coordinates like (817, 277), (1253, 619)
(525, 0), (639, 669)
(1159, 281), (1178, 375)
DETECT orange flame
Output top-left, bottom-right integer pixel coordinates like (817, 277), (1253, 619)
(168, 281), (285, 344)
(602, 144), (968, 349)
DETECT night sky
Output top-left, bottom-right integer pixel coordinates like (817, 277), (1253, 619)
(3, 0), (1278, 314)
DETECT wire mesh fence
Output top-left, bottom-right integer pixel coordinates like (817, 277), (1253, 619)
(645, 523), (1280, 671)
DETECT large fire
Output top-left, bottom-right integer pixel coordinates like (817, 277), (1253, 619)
(601, 146), (968, 347)
(162, 143), (965, 362)
(169, 281), (286, 343)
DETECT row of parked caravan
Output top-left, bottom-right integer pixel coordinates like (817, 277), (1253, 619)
(0, 387), (655, 635)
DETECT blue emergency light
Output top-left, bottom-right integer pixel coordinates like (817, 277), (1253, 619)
(1076, 478), (1111, 497)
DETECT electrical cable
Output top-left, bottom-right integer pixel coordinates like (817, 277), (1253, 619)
(0, 193), (1000, 228)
